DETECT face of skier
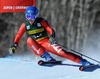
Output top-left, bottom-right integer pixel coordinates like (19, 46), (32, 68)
(26, 14), (36, 24)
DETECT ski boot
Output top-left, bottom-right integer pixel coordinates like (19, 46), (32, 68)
(80, 59), (92, 66)
(38, 52), (59, 65)
(41, 52), (56, 62)
(79, 59), (93, 71)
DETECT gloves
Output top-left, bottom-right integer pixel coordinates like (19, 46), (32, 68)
(49, 31), (56, 44)
(49, 36), (56, 44)
(8, 42), (18, 54)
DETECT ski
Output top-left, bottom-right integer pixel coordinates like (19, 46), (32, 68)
(38, 60), (62, 66)
(79, 64), (100, 71)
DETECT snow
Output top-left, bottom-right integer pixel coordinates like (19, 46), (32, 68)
(0, 56), (100, 79)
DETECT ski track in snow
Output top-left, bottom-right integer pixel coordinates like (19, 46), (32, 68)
(0, 56), (100, 79)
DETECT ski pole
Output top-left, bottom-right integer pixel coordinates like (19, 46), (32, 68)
(70, 48), (100, 64)
(57, 43), (100, 64)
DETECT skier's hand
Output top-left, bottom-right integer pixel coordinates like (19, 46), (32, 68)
(9, 46), (16, 54)
(49, 31), (56, 44)
(8, 42), (18, 54)
(49, 37), (56, 44)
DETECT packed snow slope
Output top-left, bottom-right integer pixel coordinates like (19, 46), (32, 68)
(0, 55), (100, 79)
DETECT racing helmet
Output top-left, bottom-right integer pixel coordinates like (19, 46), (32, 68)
(25, 6), (39, 20)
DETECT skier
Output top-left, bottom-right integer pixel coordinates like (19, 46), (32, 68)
(9, 6), (92, 66)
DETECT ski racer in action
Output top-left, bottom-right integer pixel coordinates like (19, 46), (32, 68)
(9, 6), (92, 66)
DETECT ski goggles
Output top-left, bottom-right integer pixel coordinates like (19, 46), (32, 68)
(26, 15), (35, 20)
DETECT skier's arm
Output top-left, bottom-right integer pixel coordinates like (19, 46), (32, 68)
(14, 23), (26, 44)
(41, 19), (56, 44)
(41, 20), (55, 38)
(9, 23), (26, 54)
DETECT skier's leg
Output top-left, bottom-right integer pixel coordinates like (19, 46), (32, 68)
(41, 42), (92, 65)
(41, 43), (80, 63)
(27, 37), (55, 61)
(27, 37), (44, 56)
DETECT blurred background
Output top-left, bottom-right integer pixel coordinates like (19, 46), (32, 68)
(0, 0), (100, 60)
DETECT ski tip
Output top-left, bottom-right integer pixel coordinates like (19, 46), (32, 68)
(79, 66), (84, 71)
(38, 60), (44, 65)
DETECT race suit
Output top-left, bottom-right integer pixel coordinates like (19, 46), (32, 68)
(14, 17), (81, 63)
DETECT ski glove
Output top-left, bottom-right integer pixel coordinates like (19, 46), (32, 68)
(49, 31), (56, 44)
(49, 37), (56, 44)
(8, 42), (18, 54)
